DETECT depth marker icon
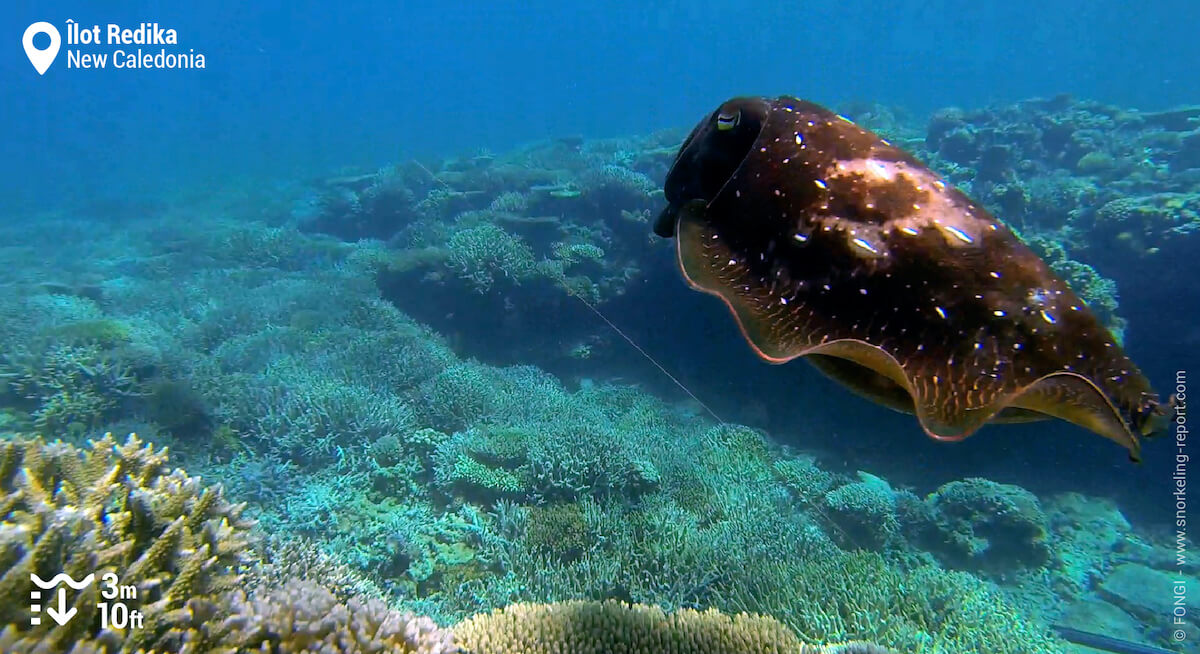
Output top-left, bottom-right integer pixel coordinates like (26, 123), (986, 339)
(30, 573), (94, 626)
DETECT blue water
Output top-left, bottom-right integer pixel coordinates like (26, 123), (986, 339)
(3, 1), (1199, 652)
(3, 0), (1197, 213)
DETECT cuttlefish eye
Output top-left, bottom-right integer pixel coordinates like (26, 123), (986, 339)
(716, 110), (740, 131)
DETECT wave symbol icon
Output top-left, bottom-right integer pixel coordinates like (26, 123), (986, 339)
(30, 573), (94, 626)
(30, 573), (94, 589)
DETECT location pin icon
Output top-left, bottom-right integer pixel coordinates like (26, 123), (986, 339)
(23, 22), (61, 75)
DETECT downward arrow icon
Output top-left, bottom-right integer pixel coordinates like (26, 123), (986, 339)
(45, 588), (76, 626)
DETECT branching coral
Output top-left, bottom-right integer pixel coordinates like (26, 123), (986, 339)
(0, 434), (458, 654)
(715, 548), (1066, 654)
(3, 342), (143, 435)
(446, 223), (538, 292)
(213, 578), (457, 654)
(0, 433), (254, 652)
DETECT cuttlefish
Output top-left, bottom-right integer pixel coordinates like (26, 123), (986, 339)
(655, 96), (1166, 461)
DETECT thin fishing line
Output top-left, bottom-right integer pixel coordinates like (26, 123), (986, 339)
(566, 287), (724, 424)
(565, 284), (855, 546)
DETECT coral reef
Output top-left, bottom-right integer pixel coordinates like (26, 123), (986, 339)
(210, 578), (457, 654)
(0, 434), (461, 653)
(0, 433), (253, 651)
(4, 93), (1195, 654)
(925, 478), (1051, 577)
(454, 600), (893, 654)
(821, 472), (899, 551)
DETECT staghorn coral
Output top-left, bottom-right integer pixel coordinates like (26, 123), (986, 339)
(716, 547), (1067, 654)
(453, 599), (895, 654)
(0, 432), (254, 652)
(3, 342), (143, 436)
(774, 455), (839, 503)
(445, 223), (538, 292)
(0, 434), (459, 654)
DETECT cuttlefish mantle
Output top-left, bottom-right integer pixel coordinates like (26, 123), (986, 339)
(655, 95), (1166, 461)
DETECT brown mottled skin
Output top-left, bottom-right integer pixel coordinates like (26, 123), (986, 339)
(656, 96), (1165, 460)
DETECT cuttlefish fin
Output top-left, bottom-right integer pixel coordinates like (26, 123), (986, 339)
(806, 353), (1051, 424)
(674, 201), (1140, 457)
(1008, 372), (1142, 460)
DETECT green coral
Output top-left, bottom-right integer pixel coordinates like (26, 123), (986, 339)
(1094, 193), (1200, 254)
(0, 432), (253, 651)
(446, 223), (538, 291)
(774, 455), (838, 503)
(927, 478), (1052, 576)
(822, 472), (900, 550)
(523, 503), (593, 561)
(45, 318), (132, 348)
(2, 342), (142, 436)
(717, 549), (1066, 653)
(551, 241), (605, 265)
(419, 362), (500, 432)
(442, 453), (529, 496)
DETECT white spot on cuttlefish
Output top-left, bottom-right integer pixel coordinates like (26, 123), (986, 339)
(944, 225), (974, 244)
(852, 238), (878, 254)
